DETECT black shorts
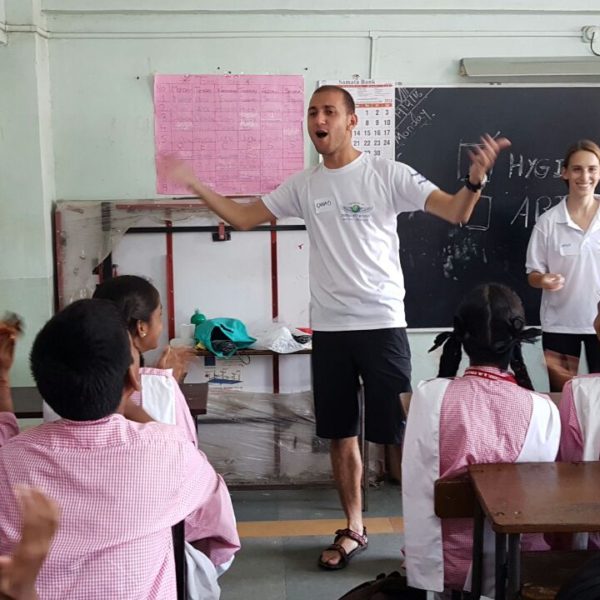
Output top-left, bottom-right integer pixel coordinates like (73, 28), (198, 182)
(311, 328), (411, 445)
(542, 332), (600, 372)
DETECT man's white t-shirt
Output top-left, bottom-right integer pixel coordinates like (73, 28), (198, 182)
(526, 198), (600, 334)
(262, 153), (437, 331)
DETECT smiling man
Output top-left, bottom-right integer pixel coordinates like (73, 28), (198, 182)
(160, 84), (509, 570)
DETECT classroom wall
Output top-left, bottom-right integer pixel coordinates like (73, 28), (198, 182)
(3, 0), (600, 387)
(0, 1), (6, 45)
(0, 0), (55, 385)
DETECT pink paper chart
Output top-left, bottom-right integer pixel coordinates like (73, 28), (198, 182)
(155, 74), (305, 196)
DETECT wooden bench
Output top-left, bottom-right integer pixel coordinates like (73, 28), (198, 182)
(434, 474), (477, 599)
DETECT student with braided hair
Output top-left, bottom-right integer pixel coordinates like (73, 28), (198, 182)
(401, 283), (560, 598)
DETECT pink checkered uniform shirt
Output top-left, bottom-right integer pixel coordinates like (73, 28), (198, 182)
(0, 414), (240, 600)
(0, 413), (18, 445)
(559, 376), (588, 461)
(439, 367), (551, 590)
(558, 376), (600, 549)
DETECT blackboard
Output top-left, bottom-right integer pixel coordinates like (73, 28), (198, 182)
(395, 86), (600, 329)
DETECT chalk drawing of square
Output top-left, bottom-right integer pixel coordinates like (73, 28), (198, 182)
(456, 140), (496, 182)
(465, 195), (491, 231)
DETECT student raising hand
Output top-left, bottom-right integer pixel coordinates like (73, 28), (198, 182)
(0, 487), (59, 600)
(0, 315), (21, 377)
(0, 315), (22, 417)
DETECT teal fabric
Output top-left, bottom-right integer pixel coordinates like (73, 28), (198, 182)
(194, 317), (256, 358)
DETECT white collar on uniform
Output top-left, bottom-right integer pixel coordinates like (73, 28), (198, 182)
(556, 196), (600, 234)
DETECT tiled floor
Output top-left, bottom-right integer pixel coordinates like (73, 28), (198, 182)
(220, 484), (405, 600)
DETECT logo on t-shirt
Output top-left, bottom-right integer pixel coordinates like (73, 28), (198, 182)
(341, 202), (374, 220)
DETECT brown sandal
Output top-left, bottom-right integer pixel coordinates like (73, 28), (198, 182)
(318, 527), (368, 570)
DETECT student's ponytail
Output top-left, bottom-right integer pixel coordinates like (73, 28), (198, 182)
(510, 343), (534, 390)
(429, 326), (463, 379)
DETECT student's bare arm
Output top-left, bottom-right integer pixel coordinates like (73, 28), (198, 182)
(425, 134), (511, 225)
(158, 155), (275, 230)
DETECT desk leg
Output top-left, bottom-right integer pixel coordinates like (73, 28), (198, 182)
(172, 520), (186, 600)
(506, 534), (520, 600)
(495, 533), (507, 600)
(471, 502), (484, 600)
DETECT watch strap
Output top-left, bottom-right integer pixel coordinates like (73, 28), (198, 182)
(463, 173), (486, 192)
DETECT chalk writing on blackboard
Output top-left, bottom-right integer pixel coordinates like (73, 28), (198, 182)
(510, 194), (566, 228)
(395, 88), (435, 148)
(507, 153), (563, 179)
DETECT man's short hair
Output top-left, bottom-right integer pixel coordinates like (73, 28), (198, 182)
(312, 85), (356, 115)
(30, 299), (132, 421)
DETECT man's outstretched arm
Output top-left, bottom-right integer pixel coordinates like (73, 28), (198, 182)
(158, 155), (275, 230)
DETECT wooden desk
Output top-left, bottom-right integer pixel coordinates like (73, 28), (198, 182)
(469, 462), (600, 600)
(179, 382), (208, 425)
(12, 383), (208, 421)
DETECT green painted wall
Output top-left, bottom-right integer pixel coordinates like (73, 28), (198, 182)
(3, 1), (600, 386)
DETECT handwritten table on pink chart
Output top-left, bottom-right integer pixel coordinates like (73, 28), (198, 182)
(155, 74), (305, 196)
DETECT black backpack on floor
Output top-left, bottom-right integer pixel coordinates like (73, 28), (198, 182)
(556, 554), (600, 600)
(337, 571), (426, 600)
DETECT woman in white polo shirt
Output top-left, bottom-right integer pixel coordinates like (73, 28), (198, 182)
(526, 139), (600, 392)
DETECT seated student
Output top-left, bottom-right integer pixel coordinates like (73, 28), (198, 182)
(558, 299), (600, 550)
(92, 275), (198, 445)
(0, 322), (59, 600)
(94, 276), (231, 596)
(402, 283), (560, 597)
(0, 299), (240, 600)
(44, 276), (197, 445)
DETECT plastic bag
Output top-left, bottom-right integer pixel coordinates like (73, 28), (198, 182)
(191, 311), (256, 358)
(252, 324), (312, 353)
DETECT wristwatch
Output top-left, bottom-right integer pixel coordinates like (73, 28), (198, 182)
(463, 173), (488, 192)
